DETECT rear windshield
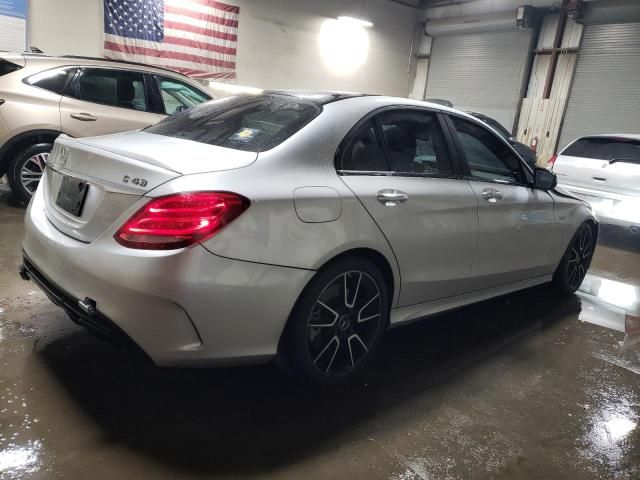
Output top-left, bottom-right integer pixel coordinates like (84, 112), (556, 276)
(145, 94), (321, 152)
(563, 137), (640, 163)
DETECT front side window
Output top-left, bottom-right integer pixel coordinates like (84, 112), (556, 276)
(145, 94), (321, 152)
(156, 76), (211, 115)
(378, 110), (452, 175)
(451, 117), (524, 184)
(72, 68), (148, 111)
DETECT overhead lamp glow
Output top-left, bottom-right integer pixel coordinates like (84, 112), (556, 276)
(337, 16), (373, 28)
(319, 18), (370, 76)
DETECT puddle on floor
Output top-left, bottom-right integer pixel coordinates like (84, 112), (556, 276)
(578, 273), (640, 349)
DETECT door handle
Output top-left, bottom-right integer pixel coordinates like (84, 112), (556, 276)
(70, 112), (97, 121)
(482, 188), (503, 203)
(592, 176), (607, 182)
(377, 189), (408, 206)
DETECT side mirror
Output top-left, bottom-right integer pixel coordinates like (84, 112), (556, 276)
(534, 167), (557, 190)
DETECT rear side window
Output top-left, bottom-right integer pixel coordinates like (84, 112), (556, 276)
(70, 68), (148, 111)
(339, 109), (453, 176)
(26, 67), (75, 95)
(563, 137), (640, 163)
(340, 120), (387, 171)
(378, 110), (452, 175)
(145, 94), (321, 152)
(0, 59), (23, 76)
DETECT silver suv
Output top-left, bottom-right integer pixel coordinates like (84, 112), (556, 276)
(0, 52), (212, 203)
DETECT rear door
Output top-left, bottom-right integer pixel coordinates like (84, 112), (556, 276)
(338, 108), (479, 306)
(60, 67), (163, 137)
(554, 136), (640, 197)
(447, 115), (557, 288)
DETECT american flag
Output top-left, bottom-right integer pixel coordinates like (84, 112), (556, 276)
(103, 0), (238, 80)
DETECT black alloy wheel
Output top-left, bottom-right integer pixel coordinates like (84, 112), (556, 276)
(554, 222), (595, 294)
(280, 257), (388, 386)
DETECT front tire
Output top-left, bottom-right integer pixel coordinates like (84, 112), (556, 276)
(279, 257), (389, 386)
(8, 143), (52, 205)
(553, 222), (595, 294)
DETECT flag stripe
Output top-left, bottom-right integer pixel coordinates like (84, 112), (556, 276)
(104, 51), (236, 77)
(164, 35), (236, 55)
(164, 13), (237, 35)
(166, 0), (239, 14)
(164, 19), (237, 41)
(164, 28), (236, 49)
(104, 41), (236, 69)
(171, 66), (236, 79)
(105, 33), (237, 56)
(165, 4), (238, 27)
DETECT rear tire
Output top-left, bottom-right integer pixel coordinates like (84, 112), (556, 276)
(553, 222), (595, 295)
(8, 143), (52, 205)
(279, 257), (389, 387)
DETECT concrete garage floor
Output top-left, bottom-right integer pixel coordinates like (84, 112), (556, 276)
(1, 181), (639, 480)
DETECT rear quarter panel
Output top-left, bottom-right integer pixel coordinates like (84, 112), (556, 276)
(146, 98), (402, 305)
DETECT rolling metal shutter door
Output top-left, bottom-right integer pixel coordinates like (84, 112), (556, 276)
(558, 23), (640, 150)
(425, 30), (533, 131)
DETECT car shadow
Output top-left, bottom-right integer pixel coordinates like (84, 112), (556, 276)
(0, 181), (27, 209)
(37, 284), (581, 476)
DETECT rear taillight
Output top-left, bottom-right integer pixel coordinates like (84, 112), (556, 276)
(547, 154), (558, 169)
(115, 192), (249, 250)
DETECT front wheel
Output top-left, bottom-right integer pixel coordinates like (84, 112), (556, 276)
(553, 222), (595, 294)
(279, 257), (389, 386)
(8, 143), (52, 205)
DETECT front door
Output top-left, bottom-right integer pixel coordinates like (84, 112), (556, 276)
(60, 67), (163, 138)
(338, 109), (479, 306)
(447, 115), (557, 289)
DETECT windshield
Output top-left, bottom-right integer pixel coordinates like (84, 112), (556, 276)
(145, 94), (321, 152)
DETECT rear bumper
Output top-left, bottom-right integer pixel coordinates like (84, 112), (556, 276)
(20, 254), (150, 360)
(22, 184), (315, 366)
(558, 183), (640, 231)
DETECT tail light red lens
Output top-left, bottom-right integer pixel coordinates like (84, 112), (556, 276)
(115, 192), (249, 250)
(548, 154), (558, 169)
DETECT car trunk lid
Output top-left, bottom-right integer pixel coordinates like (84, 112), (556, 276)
(43, 133), (257, 243)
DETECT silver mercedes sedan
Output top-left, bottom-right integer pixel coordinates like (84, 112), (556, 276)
(21, 92), (597, 385)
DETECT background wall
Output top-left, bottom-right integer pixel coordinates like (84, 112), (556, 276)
(27, 0), (418, 96)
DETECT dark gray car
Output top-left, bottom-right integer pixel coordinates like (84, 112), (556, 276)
(467, 112), (537, 168)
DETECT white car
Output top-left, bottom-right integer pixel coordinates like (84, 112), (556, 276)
(551, 134), (640, 234)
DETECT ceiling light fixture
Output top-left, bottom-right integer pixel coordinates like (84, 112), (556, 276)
(337, 16), (373, 28)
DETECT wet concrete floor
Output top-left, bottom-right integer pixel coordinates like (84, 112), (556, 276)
(1, 180), (639, 479)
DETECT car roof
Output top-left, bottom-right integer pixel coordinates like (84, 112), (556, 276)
(574, 134), (640, 141)
(19, 52), (191, 78)
(258, 90), (476, 118)
(262, 90), (373, 105)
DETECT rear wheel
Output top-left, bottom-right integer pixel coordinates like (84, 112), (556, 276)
(8, 143), (52, 204)
(280, 257), (389, 386)
(553, 222), (595, 294)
